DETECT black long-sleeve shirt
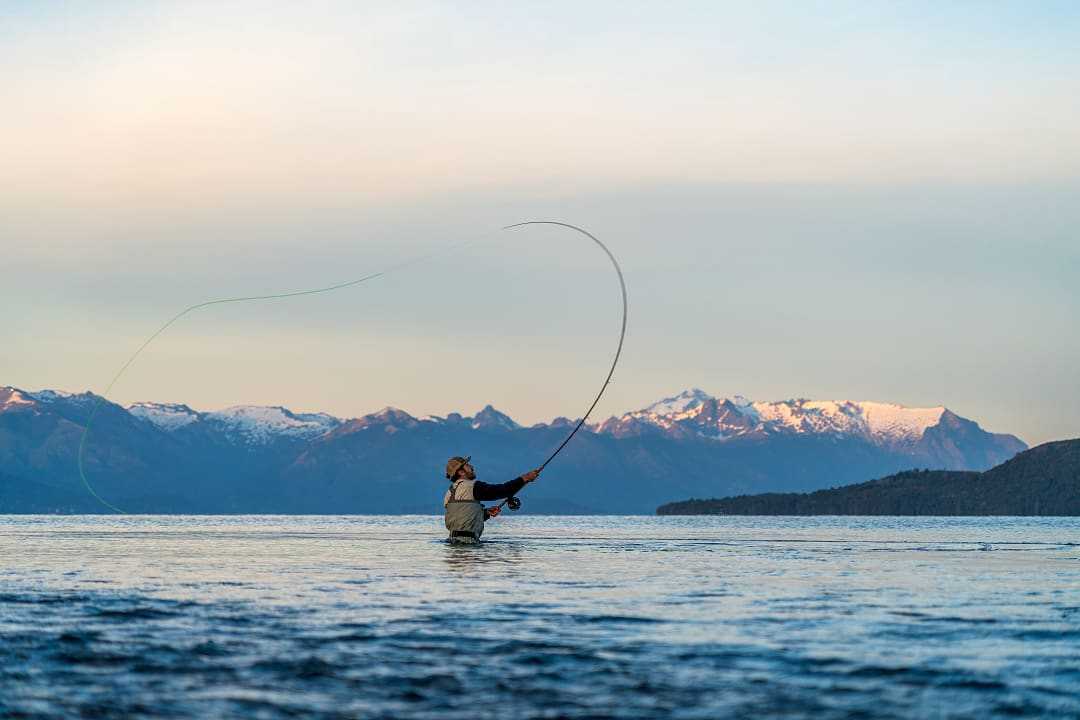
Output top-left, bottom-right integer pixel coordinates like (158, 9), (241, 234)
(471, 476), (526, 502)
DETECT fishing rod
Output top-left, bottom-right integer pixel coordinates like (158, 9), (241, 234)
(494, 221), (628, 512)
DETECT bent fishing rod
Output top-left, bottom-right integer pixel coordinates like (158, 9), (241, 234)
(494, 221), (628, 512)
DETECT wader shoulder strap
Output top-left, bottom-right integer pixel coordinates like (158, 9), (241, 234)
(446, 480), (481, 505)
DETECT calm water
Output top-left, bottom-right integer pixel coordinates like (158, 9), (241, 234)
(1, 515), (1078, 719)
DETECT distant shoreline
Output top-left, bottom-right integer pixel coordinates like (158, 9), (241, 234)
(658, 439), (1080, 517)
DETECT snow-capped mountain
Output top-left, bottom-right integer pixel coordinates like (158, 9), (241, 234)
(1, 387), (97, 412)
(1, 384), (1029, 514)
(126, 400), (522, 442)
(129, 402), (201, 430)
(129, 401), (342, 443)
(1, 384), (1023, 454)
(598, 388), (976, 449)
(0, 387), (35, 410)
(204, 406), (341, 443)
(470, 405), (520, 432)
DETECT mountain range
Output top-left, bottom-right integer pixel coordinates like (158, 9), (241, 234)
(0, 386), (1027, 514)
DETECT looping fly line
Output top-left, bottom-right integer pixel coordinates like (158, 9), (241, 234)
(77, 221), (628, 513)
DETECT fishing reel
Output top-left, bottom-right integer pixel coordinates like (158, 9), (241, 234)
(506, 496), (522, 511)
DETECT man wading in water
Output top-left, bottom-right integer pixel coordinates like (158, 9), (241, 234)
(443, 456), (540, 544)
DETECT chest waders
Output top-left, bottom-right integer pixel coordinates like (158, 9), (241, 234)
(444, 479), (485, 544)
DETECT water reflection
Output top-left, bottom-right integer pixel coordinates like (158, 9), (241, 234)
(441, 538), (531, 572)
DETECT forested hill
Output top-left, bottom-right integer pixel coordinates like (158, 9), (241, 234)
(657, 439), (1080, 516)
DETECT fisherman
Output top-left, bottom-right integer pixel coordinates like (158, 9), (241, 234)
(443, 456), (540, 544)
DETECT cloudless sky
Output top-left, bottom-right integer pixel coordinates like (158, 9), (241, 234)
(2, 1), (1078, 444)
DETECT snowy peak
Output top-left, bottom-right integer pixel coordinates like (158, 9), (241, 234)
(366, 407), (420, 433)
(367, 407), (418, 425)
(125, 400), (342, 442)
(471, 405), (519, 431)
(855, 401), (946, 442)
(1, 387), (103, 414)
(601, 390), (953, 446)
(602, 391), (758, 440)
(129, 402), (201, 430)
(641, 388), (712, 417)
(750, 399), (946, 443)
(27, 389), (78, 403)
(206, 405), (342, 443)
(0, 386), (37, 411)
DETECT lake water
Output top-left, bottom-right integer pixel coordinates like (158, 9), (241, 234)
(1, 515), (1078, 719)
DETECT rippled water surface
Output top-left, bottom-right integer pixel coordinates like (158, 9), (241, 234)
(2, 515), (1079, 719)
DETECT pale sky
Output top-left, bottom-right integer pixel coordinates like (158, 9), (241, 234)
(3, 1), (1078, 445)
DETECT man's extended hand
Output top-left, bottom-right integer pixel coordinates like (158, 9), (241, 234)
(522, 468), (541, 483)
